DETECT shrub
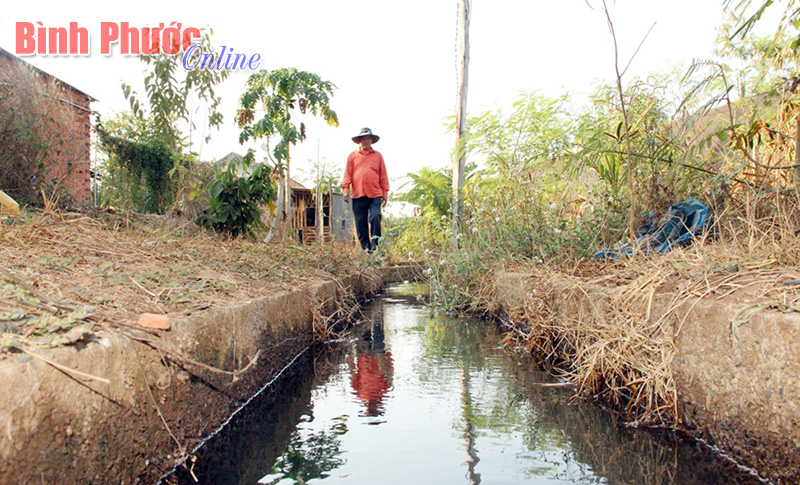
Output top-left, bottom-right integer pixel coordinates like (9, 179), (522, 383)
(95, 116), (178, 214)
(195, 150), (278, 237)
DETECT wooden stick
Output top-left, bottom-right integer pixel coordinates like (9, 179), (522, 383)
(19, 345), (110, 385)
(126, 332), (261, 379)
(128, 276), (157, 298)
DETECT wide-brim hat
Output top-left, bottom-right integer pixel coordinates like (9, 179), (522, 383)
(352, 127), (380, 144)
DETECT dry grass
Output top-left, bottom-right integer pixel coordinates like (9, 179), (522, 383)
(0, 207), (369, 358)
(311, 281), (364, 343)
(488, 192), (800, 427)
(491, 265), (678, 426)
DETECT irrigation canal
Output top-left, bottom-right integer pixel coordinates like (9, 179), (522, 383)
(163, 283), (764, 484)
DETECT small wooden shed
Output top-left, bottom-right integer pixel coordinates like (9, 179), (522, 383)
(213, 152), (355, 245)
(289, 180), (355, 246)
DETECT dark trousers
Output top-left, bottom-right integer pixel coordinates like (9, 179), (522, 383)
(352, 196), (382, 251)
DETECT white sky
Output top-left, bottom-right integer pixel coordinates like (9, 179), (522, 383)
(0, 0), (726, 192)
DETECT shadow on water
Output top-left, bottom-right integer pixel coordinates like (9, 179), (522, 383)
(164, 283), (765, 485)
(161, 346), (316, 484)
(504, 358), (765, 484)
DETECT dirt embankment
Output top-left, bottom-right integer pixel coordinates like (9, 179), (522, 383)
(490, 266), (800, 484)
(0, 212), (411, 484)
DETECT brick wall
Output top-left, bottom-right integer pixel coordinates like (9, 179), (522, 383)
(0, 49), (92, 206)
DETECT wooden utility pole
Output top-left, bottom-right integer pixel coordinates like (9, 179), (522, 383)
(317, 140), (325, 245)
(452, 0), (471, 247)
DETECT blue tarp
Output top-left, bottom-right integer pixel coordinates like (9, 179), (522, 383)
(593, 197), (711, 260)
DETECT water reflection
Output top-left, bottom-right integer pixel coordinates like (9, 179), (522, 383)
(261, 416), (347, 484)
(348, 300), (393, 421)
(165, 283), (763, 485)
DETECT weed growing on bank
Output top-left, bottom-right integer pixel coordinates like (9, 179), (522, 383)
(0, 208), (368, 358)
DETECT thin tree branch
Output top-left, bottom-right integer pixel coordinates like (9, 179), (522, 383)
(621, 22), (657, 77)
(591, 149), (755, 186)
(602, 0), (638, 248)
(18, 344), (111, 385)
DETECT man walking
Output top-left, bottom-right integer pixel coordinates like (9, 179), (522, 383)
(342, 127), (389, 252)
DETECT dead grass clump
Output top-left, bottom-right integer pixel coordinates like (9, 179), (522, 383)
(710, 190), (800, 265)
(563, 268), (677, 426)
(495, 264), (678, 426)
(312, 282), (363, 343)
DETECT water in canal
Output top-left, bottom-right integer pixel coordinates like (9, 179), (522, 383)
(165, 283), (764, 484)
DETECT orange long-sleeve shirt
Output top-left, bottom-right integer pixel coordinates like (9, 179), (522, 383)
(342, 147), (389, 199)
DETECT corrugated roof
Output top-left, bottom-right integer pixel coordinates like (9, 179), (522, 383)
(289, 178), (308, 190)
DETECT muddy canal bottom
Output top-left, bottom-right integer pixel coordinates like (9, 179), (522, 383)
(165, 283), (763, 485)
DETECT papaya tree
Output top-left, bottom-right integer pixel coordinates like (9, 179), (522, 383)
(237, 68), (338, 241)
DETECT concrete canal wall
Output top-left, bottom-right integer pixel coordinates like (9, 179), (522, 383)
(0, 266), (414, 485)
(492, 271), (800, 484)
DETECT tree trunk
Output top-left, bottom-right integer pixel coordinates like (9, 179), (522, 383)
(265, 173), (285, 243)
(452, 0), (470, 248)
(283, 146), (292, 241)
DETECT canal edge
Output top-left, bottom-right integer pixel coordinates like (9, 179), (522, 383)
(0, 265), (417, 484)
(490, 269), (800, 484)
